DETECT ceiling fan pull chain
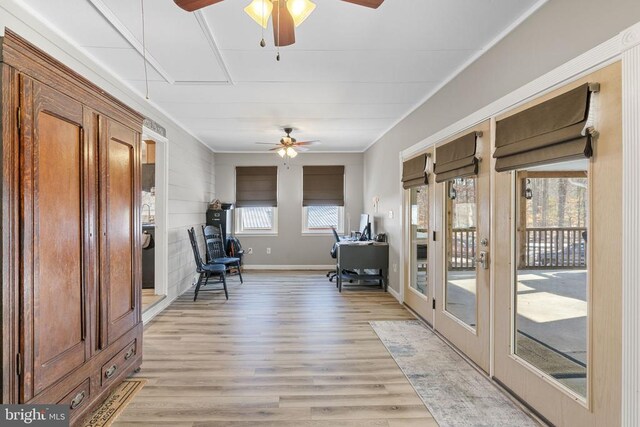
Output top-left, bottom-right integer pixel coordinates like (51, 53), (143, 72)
(260, 0), (266, 47)
(276, 0), (281, 61)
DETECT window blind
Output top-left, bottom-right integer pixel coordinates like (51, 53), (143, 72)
(402, 154), (429, 189)
(434, 132), (480, 183)
(235, 166), (278, 207)
(494, 83), (599, 172)
(303, 166), (345, 206)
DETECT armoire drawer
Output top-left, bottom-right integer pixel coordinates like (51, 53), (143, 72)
(58, 378), (91, 416)
(101, 339), (138, 386)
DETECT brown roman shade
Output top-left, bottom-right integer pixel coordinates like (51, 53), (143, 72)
(235, 166), (278, 207)
(303, 166), (345, 206)
(494, 83), (599, 172)
(434, 132), (480, 183)
(402, 154), (429, 189)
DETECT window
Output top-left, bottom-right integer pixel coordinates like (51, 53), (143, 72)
(513, 161), (589, 399)
(409, 185), (429, 296)
(303, 206), (344, 233)
(235, 207), (278, 234)
(445, 177), (478, 328)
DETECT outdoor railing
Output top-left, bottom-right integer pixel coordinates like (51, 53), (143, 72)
(450, 228), (476, 270)
(524, 227), (587, 269)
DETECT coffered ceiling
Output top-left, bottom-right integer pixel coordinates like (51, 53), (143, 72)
(16, 0), (540, 152)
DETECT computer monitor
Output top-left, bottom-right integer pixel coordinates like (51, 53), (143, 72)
(359, 214), (371, 241)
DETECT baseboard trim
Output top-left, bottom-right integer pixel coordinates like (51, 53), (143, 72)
(387, 286), (402, 303)
(243, 264), (335, 271)
(142, 282), (191, 325)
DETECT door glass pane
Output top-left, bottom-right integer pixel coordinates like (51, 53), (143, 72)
(445, 177), (477, 328)
(514, 160), (588, 398)
(410, 185), (429, 296)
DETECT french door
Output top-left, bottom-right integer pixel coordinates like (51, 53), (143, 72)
(492, 63), (622, 426)
(404, 150), (434, 324)
(434, 123), (491, 373)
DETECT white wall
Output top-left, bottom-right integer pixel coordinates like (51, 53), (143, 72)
(215, 153), (364, 267)
(0, 1), (216, 307)
(363, 0), (640, 292)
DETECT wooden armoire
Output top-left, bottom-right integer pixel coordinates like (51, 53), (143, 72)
(1, 30), (143, 424)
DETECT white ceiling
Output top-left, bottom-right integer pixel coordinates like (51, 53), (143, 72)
(18, 0), (539, 152)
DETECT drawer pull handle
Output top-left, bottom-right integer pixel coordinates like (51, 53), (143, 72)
(70, 391), (85, 409)
(105, 364), (117, 379)
(124, 348), (135, 360)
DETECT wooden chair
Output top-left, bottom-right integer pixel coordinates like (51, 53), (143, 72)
(202, 225), (243, 284)
(187, 228), (228, 301)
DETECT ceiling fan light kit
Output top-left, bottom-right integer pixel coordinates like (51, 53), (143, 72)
(244, 0), (273, 28)
(286, 0), (316, 27)
(174, 0), (384, 52)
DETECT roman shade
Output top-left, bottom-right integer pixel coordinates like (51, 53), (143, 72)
(235, 166), (278, 207)
(402, 154), (429, 189)
(303, 166), (345, 206)
(494, 83), (599, 172)
(434, 132), (480, 183)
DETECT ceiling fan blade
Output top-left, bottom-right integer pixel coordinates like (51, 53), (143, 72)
(294, 140), (320, 146)
(254, 142), (281, 145)
(340, 0), (384, 8)
(272, 0), (295, 47)
(174, 0), (224, 12)
(269, 146), (286, 151)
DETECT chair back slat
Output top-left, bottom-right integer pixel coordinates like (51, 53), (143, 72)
(203, 225), (227, 259)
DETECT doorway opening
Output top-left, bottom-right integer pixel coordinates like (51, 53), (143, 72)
(141, 128), (168, 316)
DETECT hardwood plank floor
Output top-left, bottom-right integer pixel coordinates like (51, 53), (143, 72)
(115, 271), (437, 426)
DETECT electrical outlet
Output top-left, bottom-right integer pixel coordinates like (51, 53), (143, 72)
(266, 247), (271, 254)
(392, 263), (398, 273)
(246, 248), (253, 255)
(388, 210), (394, 219)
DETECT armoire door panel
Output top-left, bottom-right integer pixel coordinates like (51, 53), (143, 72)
(20, 77), (90, 400)
(99, 118), (139, 345)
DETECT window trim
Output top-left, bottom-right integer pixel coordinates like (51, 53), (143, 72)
(235, 207), (279, 235)
(301, 205), (345, 235)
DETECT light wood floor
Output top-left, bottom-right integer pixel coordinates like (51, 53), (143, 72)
(115, 271), (437, 426)
(141, 288), (165, 313)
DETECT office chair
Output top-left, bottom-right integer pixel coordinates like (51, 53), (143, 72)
(326, 228), (355, 284)
(326, 228), (341, 282)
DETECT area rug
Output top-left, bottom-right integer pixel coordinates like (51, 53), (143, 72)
(82, 379), (146, 427)
(370, 320), (540, 427)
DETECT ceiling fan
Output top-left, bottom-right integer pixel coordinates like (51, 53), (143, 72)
(255, 127), (319, 159)
(174, 0), (384, 47)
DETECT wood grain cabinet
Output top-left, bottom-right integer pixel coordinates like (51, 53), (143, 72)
(1, 30), (143, 425)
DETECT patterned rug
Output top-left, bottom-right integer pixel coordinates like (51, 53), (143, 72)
(82, 379), (146, 427)
(370, 320), (540, 427)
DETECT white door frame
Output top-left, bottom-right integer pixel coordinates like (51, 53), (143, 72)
(397, 20), (640, 422)
(141, 126), (169, 322)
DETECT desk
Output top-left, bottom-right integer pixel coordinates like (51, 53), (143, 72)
(336, 242), (389, 292)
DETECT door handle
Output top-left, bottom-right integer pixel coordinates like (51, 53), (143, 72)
(476, 251), (489, 270)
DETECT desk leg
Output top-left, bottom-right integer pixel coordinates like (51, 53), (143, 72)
(383, 269), (388, 292)
(337, 266), (342, 292)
